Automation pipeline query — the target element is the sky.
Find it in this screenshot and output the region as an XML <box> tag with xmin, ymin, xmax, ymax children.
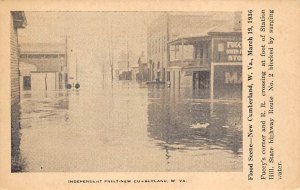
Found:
<box><xmin>18</xmin><ymin>12</ymin><xmax>163</xmax><ymax>82</ymax></box>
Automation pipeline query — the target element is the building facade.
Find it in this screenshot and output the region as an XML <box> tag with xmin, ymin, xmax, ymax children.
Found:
<box><xmin>167</xmin><ymin>12</ymin><xmax>242</xmax><ymax>99</ymax></box>
<box><xmin>11</xmin><ymin>11</ymin><xmax>27</xmax><ymax>172</ymax></box>
<box><xmin>137</xmin><ymin>54</ymin><xmax>149</xmax><ymax>82</ymax></box>
<box><xmin>18</xmin><ymin>43</ymin><xmax>68</xmax><ymax>91</ymax></box>
<box><xmin>11</xmin><ymin>12</ymin><xmax>27</xmax><ymax>106</ymax></box>
<box><xmin>130</xmin><ymin>65</ymin><xmax>139</xmax><ymax>81</ymax></box>
<box><xmin>146</xmin><ymin>12</ymin><xmax>235</xmax><ymax>83</ymax></box>
<box><xmin>147</xmin><ymin>12</ymin><xmax>242</xmax><ymax>99</ymax></box>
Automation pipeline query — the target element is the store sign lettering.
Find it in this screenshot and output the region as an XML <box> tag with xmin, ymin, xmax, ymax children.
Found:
<box><xmin>225</xmin><ymin>41</ymin><xmax>242</xmax><ymax>62</ymax></box>
<box><xmin>225</xmin><ymin>72</ymin><xmax>242</xmax><ymax>84</ymax></box>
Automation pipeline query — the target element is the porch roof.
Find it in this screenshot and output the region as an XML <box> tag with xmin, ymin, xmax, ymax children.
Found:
<box><xmin>167</xmin><ymin>65</ymin><xmax>210</xmax><ymax>71</ymax></box>
<box><xmin>168</xmin><ymin>35</ymin><xmax>211</xmax><ymax>46</ymax></box>
<box><xmin>182</xmin><ymin>65</ymin><xmax>210</xmax><ymax>71</ymax></box>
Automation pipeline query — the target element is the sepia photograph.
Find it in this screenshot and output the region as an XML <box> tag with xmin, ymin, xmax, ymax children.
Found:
<box><xmin>10</xmin><ymin>11</ymin><xmax>243</xmax><ymax>172</ymax></box>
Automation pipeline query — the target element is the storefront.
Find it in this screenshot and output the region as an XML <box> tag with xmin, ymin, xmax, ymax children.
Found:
<box><xmin>209</xmin><ymin>32</ymin><xmax>242</xmax><ymax>99</ymax></box>
<box><xmin>193</xmin><ymin>71</ymin><xmax>210</xmax><ymax>89</ymax></box>
<box><xmin>166</xmin><ymin>31</ymin><xmax>242</xmax><ymax>100</ymax></box>
<box><xmin>167</xmin><ymin>36</ymin><xmax>211</xmax><ymax>90</ymax></box>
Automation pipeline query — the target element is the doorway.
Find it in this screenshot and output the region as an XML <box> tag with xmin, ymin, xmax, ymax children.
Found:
<box><xmin>193</xmin><ymin>71</ymin><xmax>210</xmax><ymax>89</ymax></box>
<box><xmin>23</xmin><ymin>76</ymin><xmax>31</xmax><ymax>90</ymax></box>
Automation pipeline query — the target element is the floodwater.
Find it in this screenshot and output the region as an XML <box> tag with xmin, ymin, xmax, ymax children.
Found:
<box><xmin>18</xmin><ymin>82</ymin><xmax>242</xmax><ymax>172</ymax></box>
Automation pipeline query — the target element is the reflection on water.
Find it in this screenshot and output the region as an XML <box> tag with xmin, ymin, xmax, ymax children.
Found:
<box><xmin>18</xmin><ymin>82</ymin><xmax>242</xmax><ymax>172</ymax></box>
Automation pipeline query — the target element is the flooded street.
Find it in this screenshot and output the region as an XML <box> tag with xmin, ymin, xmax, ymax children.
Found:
<box><xmin>18</xmin><ymin>82</ymin><xmax>242</xmax><ymax>172</ymax></box>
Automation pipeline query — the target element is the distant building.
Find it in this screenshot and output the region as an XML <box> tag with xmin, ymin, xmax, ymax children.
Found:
<box><xmin>137</xmin><ymin>52</ymin><xmax>149</xmax><ymax>82</ymax></box>
<box><xmin>117</xmin><ymin>50</ymin><xmax>136</xmax><ymax>71</ymax></box>
<box><xmin>19</xmin><ymin>43</ymin><xmax>68</xmax><ymax>91</ymax></box>
<box><xmin>147</xmin><ymin>12</ymin><xmax>236</xmax><ymax>83</ymax></box>
<box><xmin>117</xmin><ymin>50</ymin><xmax>137</xmax><ymax>80</ymax></box>
<box><xmin>119</xmin><ymin>71</ymin><xmax>132</xmax><ymax>80</ymax></box>
<box><xmin>131</xmin><ymin>65</ymin><xmax>139</xmax><ymax>81</ymax></box>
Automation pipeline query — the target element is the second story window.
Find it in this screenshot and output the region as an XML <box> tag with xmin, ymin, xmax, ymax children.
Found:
<box><xmin>158</xmin><ymin>38</ymin><xmax>160</xmax><ymax>53</ymax></box>
<box><xmin>152</xmin><ymin>40</ymin><xmax>154</xmax><ymax>55</ymax></box>
<box><xmin>170</xmin><ymin>45</ymin><xmax>180</xmax><ymax>61</ymax></box>
<box><xmin>155</xmin><ymin>39</ymin><xmax>157</xmax><ymax>53</ymax></box>
<box><xmin>195</xmin><ymin>44</ymin><xmax>203</xmax><ymax>59</ymax></box>
<box><xmin>163</xmin><ymin>37</ymin><xmax>166</xmax><ymax>52</ymax></box>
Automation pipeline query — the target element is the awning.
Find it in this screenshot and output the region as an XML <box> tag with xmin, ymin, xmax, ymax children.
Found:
<box><xmin>182</xmin><ymin>65</ymin><xmax>210</xmax><ymax>72</ymax></box>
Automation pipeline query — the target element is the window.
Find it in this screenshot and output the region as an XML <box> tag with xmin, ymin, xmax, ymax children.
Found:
<box><xmin>163</xmin><ymin>37</ymin><xmax>166</xmax><ymax>52</ymax></box>
<box><xmin>23</xmin><ymin>76</ymin><xmax>31</xmax><ymax>90</ymax></box>
<box><xmin>158</xmin><ymin>38</ymin><xmax>160</xmax><ymax>53</ymax></box>
<box><xmin>195</xmin><ymin>44</ymin><xmax>203</xmax><ymax>59</ymax></box>
<box><xmin>167</xmin><ymin>71</ymin><xmax>170</xmax><ymax>81</ymax></box>
<box><xmin>170</xmin><ymin>45</ymin><xmax>180</xmax><ymax>61</ymax></box>
<box><xmin>152</xmin><ymin>40</ymin><xmax>154</xmax><ymax>55</ymax></box>
<box><xmin>175</xmin><ymin>45</ymin><xmax>180</xmax><ymax>58</ymax></box>
<box><xmin>155</xmin><ymin>39</ymin><xmax>157</xmax><ymax>54</ymax></box>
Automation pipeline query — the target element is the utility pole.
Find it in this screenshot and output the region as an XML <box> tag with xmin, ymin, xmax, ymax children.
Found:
<box><xmin>64</xmin><ymin>35</ymin><xmax>68</xmax><ymax>89</ymax></box>
<box><xmin>75</xmin><ymin>55</ymin><xmax>78</xmax><ymax>82</ymax></box>
<box><xmin>65</xmin><ymin>35</ymin><xmax>68</xmax><ymax>68</ymax></box>
<box><xmin>108</xmin><ymin>21</ymin><xmax>114</xmax><ymax>82</ymax></box>
<box><xmin>110</xmin><ymin>22</ymin><xmax>114</xmax><ymax>81</ymax></box>
<box><xmin>126</xmin><ymin>32</ymin><xmax>129</xmax><ymax>73</ymax></box>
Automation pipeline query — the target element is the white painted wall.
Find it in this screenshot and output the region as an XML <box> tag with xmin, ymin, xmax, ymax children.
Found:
<box><xmin>31</xmin><ymin>72</ymin><xmax>56</xmax><ymax>91</ymax></box>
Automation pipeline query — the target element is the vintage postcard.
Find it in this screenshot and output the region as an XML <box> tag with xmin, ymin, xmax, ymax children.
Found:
<box><xmin>0</xmin><ymin>0</ymin><xmax>299</xmax><ymax>190</ymax></box>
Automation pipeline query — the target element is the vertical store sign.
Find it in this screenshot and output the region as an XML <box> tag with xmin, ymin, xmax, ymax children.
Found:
<box><xmin>212</xmin><ymin>37</ymin><xmax>242</xmax><ymax>99</ymax></box>
<box><xmin>213</xmin><ymin>38</ymin><xmax>242</xmax><ymax>62</ymax></box>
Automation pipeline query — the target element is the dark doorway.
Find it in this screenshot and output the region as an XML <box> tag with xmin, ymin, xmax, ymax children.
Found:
<box><xmin>23</xmin><ymin>76</ymin><xmax>31</xmax><ymax>90</ymax></box>
<box><xmin>193</xmin><ymin>71</ymin><xmax>210</xmax><ymax>89</ymax></box>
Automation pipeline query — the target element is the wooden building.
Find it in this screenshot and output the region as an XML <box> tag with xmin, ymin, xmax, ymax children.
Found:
<box><xmin>146</xmin><ymin>12</ymin><xmax>236</xmax><ymax>83</ymax></box>
<box><xmin>10</xmin><ymin>11</ymin><xmax>27</xmax><ymax>172</ymax></box>
<box><xmin>166</xmin><ymin>12</ymin><xmax>242</xmax><ymax>99</ymax></box>
<box><xmin>11</xmin><ymin>12</ymin><xmax>27</xmax><ymax>106</ymax></box>
<box><xmin>18</xmin><ymin>43</ymin><xmax>68</xmax><ymax>91</ymax></box>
